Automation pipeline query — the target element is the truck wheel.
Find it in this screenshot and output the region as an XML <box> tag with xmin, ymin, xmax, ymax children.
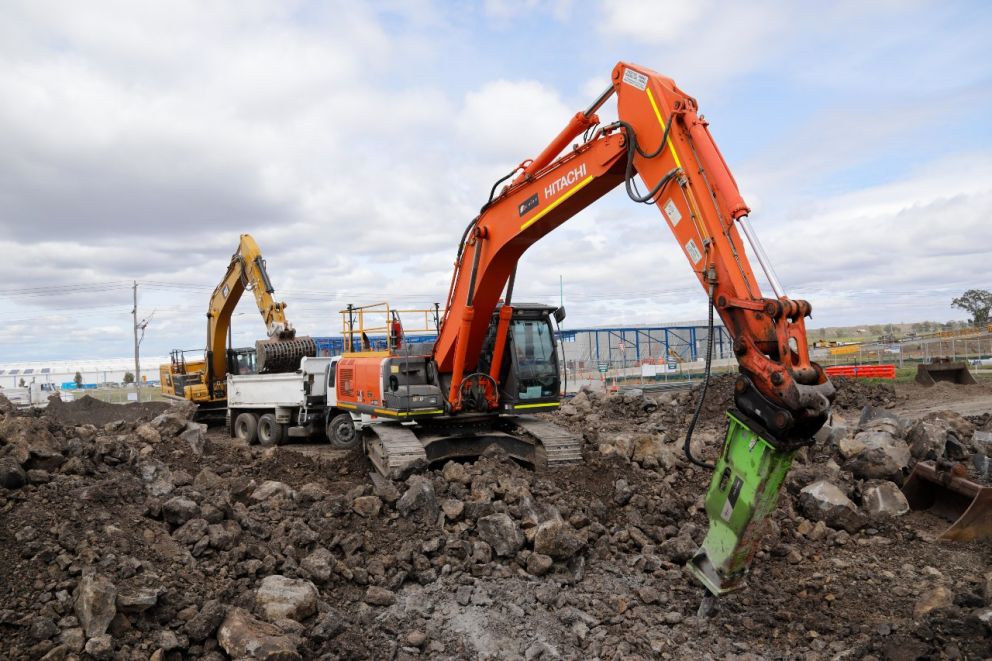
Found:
<box><xmin>326</xmin><ymin>413</ymin><xmax>359</xmax><ymax>449</ymax></box>
<box><xmin>234</xmin><ymin>412</ymin><xmax>258</xmax><ymax>445</ymax></box>
<box><xmin>257</xmin><ymin>414</ymin><xmax>284</xmax><ymax>447</ymax></box>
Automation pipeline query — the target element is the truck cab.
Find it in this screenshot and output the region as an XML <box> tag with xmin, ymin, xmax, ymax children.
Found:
<box><xmin>227</xmin><ymin>355</ymin><xmax>362</xmax><ymax>448</ymax></box>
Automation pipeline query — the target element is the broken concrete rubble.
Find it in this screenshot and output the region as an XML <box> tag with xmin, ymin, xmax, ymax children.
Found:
<box><xmin>0</xmin><ymin>376</ymin><xmax>989</xmax><ymax>659</ymax></box>
<box><xmin>799</xmin><ymin>480</ymin><xmax>867</xmax><ymax>533</ymax></box>
<box><xmin>862</xmin><ymin>480</ymin><xmax>910</xmax><ymax>518</ymax></box>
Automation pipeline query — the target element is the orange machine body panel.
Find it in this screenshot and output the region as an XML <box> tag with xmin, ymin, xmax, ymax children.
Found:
<box><xmin>336</xmin><ymin>356</ymin><xmax>384</xmax><ymax>408</ymax></box>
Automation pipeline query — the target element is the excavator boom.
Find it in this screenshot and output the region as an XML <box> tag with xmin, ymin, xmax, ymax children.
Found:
<box><xmin>437</xmin><ymin>62</ymin><xmax>833</xmax><ymax>442</ymax></box>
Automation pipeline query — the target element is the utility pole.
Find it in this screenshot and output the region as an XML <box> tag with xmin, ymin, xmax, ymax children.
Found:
<box><xmin>132</xmin><ymin>281</ymin><xmax>141</xmax><ymax>401</ymax></box>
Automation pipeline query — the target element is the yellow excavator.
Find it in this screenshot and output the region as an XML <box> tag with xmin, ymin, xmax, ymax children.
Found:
<box><xmin>159</xmin><ymin>234</ymin><xmax>316</xmax><ymax>418</ymax></box>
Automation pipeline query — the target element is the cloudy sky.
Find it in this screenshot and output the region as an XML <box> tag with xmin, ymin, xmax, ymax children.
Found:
<box><xmin>1</xmin><ymin>0</ymin><xmax>990</xmax><ymax>363</ymax></box>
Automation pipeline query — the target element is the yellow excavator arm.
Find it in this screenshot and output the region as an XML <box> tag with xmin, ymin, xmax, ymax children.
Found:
<box><xmin>161</xmin><ymin>234</ymin><xmax>315</xmax><ymax>409</ymax></box>
<box><xmin>205</xmin><ymin>234</ymin><xmax>295</xmax><ymax>384</ymax></box>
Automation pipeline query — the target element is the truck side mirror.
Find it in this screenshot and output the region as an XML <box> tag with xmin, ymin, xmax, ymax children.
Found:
<box><xmin>553</xmin><ymin>306</ymin><xmax>566</xmax><ymax>324</ymax></box>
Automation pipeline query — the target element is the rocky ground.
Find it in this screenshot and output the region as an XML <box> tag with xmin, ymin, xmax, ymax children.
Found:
<box><xmin>0</xmin><ymin>381</ymin><xmax>990</xmax><ymax>660</ymax></box>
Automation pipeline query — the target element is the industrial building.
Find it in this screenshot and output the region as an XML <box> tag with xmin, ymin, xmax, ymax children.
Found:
<box><xmin>0</xmin><ymin>322</ymin><xmax>729</xmax><ymax>391</ymax></box>
<box><xmin>0</xmin><ymin>357</ymin><xmax>168</xmax><ymax>390</ymax></box>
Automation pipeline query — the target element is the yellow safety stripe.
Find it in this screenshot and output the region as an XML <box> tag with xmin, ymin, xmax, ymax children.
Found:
<box><xmin>373</xmin><ymin>407</ymin><xmax>444</xmax><ymax>417</ymax></box>
<box><xmin>513</xmin><ymin>402</ymin><xmax>560</xmax><ymax>410</ymax></box>
<box><xmin>336</xmin><ymin>402</ymin><xmax>357</xmax><ymax>409</ymax></box>
<box><xmin>646</xmin><ymin>88</ymin><xmax>682</xmax><ymax>169</ymax></box>
<box><xmin>520</xmin><ymin>175</ymin><xmax>594</xmax><ymax>230</ymax></box>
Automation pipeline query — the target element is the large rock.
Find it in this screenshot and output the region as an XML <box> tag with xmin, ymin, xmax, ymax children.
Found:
<box><xmin>842</xmin><ymin>431</ymin><xmax>910</xmax><ymax>481</ymax></box>
<box><xmin>973</xmin><ymin>430</ymin><xmax>992</xmax><ymax>455</ymax></box>
<box><xmin>207</xmin><ymin>520</ymin><xmax>242</xmax><ymax>550</ymax></box>
<box><xmin>84</xmin><ymin>634</ymin><xmax>114</xmax><ymax>660</ymax></box>
<box><xmin>217</xmin><ymin>607</ymin><xmax>301</xmax><ymax>660</ymax></box>
<box><xmin>0</xmin><ymin>416</ymin><xmax>64</xmax><ymax>468</ymax></box>
<box><xmin>907</xmin><ymin>421</ymin><xmax>948</xmax><ymax>460</ymax></box>
<box><xmin>914</xmin><ymin>585</ymin><xmax>954</xmax><ymax>620</ymax></box>
<box><xmin>397</xmin><ymin>475</ymin><xmax>439</xmax><ymax>520</ymax></box>
<box><xmin>368</xmin><ymin>472</ymin><xmax>401</xmax><ymax>503</ymax></box>
<box><xmin>363</xmin><ymin>586</ymin><xmax>396</xmax><ymax>606</ymax></box>
<box><xmin>631</xmin><ymin>434</ymin><xmax>682</xmax><ymax>470</ymax></box>
<box><xmin>352</xmin><ymin>495</ymin><xmax>382</xmax><ymax>518</ymax></box>
<box><xmin>300</xmin><ymin>548</ymin><xmax>334</xmax><ymax>583</ymax></box>
<box><xmin>600</xmin><ymin>433</ymin><xmax>636</xmax><ymax>460</ymax></box>
<box><xmin>75</xmin><ymin>575</ymin><xmax>117</xmax><ymax>637</ymax></box>
<box><xmin>150</xmin><ymin>412</ymin><xmax>188</xmax><ymax>437</ymax></box>
<box><xmin>138</xmin><ymin>460</ymin><xmax>175</xmax><ymax>497</ymax></box>
<box><xmin>476</xmin><ymin>513</ymin><xmax>524</xmax><ymax>557</ymax></box>
<box><xmin>440</xmin><ymin>461</ymin><xmax>471</xmax><ymax>485</ymax></box>
<box><xmin>255</xmin><ymin>575</ymin><xmax>318</xmax><ymax>622</ymax></box>
<box><xmin>862</xmin><ymin>481</ymin><xmax>910</xmax><ymax>518</ymax></box>
<box><xmin>533</xmin><ymin>518</ymin><xmax>584</xmax><ymax>560</ymax></box>
<box><xmin>162</xmin><ymin>496</ymin><xmax>200</xmax><ymax>525</ymax></box>
<box><xmin>180</xmin><ymin>426</ymin><xmax>207</xmax><ymax>456</ymax></box>
<box><xmin>527</xmin><ymin>553</ymin><xmax>554</xmax><ymax>576</ymax></box>
<box><xmin>658</xmin><ymin>534</ymin><xmax>697</xmax><ymax>563</ymax></box>
<box><xmin>184</xmin><ymin>600</ymin><xmax>227</xmax><ymax>641</ymax></box>
<box><xmin>115</xmin><ymin>586</ymin><xmax>161</xmax><ymax>613</ymax></box>
<box><xmin>921</xmin><ymin>410</ymin><xmax>975</xmax><ymax>446</ymax></box>
<box><xmin>135</xmin><ymin>423</ymin><xmax>161</xmax><ymax>444</ymax></box>
<box><xmin>0</xmin><ymin>458</ymin><xmax>27</xmax><ymax>489</ymax></box>
<box><xmin>798</xmin><ymin>480</ymin><xmax>867</xmax><ymax>533</ymax></box>
<box><xmin>250</xmin><ymin>481</ymin><xmax>297</xmax><ymax>502</ymax></box>
<box><xmin>172</xmin><ymin>518</ymin><xmax>209</xmax><ymax>545</ymax></box>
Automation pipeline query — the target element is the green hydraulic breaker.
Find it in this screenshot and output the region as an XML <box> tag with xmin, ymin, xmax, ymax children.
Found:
<box><xmin>688</xmin><ymin>410</ymin><xmax>798</xmax><ymax>596</ymax></box>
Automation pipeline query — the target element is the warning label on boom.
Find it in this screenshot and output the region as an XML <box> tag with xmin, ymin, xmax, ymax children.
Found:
<box><xmin>622</xmin><ymin>68</ymin><xmax>648</xmax><ymax>91</ymax></box>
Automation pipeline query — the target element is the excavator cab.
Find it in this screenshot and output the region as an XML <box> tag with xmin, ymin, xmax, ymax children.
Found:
<box><xmin>478</xmin><ymin>303</ymin><xmax>562</xmax><ymax>411</ymax></box>
<box><xmin>227</xmin><ymin>347</ymin><xmax>257</xmax><ymax>376</ymax></box>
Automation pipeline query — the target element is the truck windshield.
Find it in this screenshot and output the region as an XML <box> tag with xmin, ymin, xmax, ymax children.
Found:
<box><xmin>511</xmin><ymin>318</ymin><xmax>557</xmax><ymax>400</ymax></box>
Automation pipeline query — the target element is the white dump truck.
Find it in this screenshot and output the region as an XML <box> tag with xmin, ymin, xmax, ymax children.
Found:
<box><xmin>226</xmin><ymin>356</ymin><xmax>360</xmax><ymax>448</ymax></box>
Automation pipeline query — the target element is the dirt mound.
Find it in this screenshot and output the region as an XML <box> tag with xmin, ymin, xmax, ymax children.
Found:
<box><xmin>43</xmin><ymin>394</ymin><xmax>170</xmax><ymax>427</ymax></box>
<box><xmin>830</xmin><ymin>376</ymin><xmax>899</xmax><ymax>410</ymax></box>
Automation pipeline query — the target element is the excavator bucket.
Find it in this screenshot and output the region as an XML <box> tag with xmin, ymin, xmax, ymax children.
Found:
<box><xmin>915</xmin><ymin>358</ymin><xmax>977</xmax><ymax>386</ymax></box>
<box><xmin>256</xmin><ymin>336</ymin><xmax>317</xmax><ymax>373</ymax></box>
<box><xmin>901</xmin><ymin>461</ymin><xmax>992</xmax><ymax>541</ymax></box>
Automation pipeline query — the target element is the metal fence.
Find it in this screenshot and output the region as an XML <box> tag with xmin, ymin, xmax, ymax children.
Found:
<box><xmin>814</xmin><ymin>332</ymin><xmax>992</xmax><ymax>370</ymax></box>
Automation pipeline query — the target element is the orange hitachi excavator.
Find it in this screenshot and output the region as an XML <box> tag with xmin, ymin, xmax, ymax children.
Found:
<box><xmin>338</xmin><ymin>62</ymin><xmax>836</xmax><ymax>593</ymax></box>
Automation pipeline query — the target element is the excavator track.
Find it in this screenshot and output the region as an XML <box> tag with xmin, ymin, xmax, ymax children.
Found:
<box><xmin>511</xmin><ymin>415</ymin><xmax>583</xmax><ymax>468</ymax></box>
<box><xmin>367</xmin><ymin>424</ymin><xmax>428</xmax><ymax>479</ymax></box>
<box><xmin>365</xmin><ymin>415</ymin><xmax>583</xmax><ymax>479</ymax></box>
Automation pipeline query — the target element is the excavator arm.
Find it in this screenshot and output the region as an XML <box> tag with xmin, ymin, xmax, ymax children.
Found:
<box><xmin>436</xmin><ymin>61</ymin><xmax>834</xmax><ymax>443</ymax></box>
<box><xmin>205</xmin><ymin>234</ymin><xmax>303</xmax><ymax>391</ymax></box>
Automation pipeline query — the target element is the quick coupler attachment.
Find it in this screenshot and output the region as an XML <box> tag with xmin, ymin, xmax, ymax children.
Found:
<box><xmin>688</xmin><ymin>410</ymin><xmax>797</xmax><ymax>596</ymax></box>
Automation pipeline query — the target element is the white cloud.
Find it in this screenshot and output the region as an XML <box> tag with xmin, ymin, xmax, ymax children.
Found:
<box><xmin>455</xmin><ymin>80</ymin><xmax>573</xmax><ymax>164</ymax></box>
<box><xmin>599</xmin><ymin>0</ymin><xmax>709</xmax><ymax>45</ymax></box>
<box><xmin>0</xmin><ymin>1</ymin><xmax>989</xmax><ymax>361</ymax></box>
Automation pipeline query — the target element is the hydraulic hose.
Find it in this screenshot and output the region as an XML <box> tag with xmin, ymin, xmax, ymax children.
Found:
<box><xmin>683</xmin><ymin>285</ymin><xmax>717</xmax><ymax>470</ymax></box>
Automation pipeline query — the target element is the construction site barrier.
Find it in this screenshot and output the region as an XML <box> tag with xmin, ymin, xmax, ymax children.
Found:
<box><xmin>824</xmin><ymin>364</ymin><xmax>897</xmax><ymax>380</ymax></box>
